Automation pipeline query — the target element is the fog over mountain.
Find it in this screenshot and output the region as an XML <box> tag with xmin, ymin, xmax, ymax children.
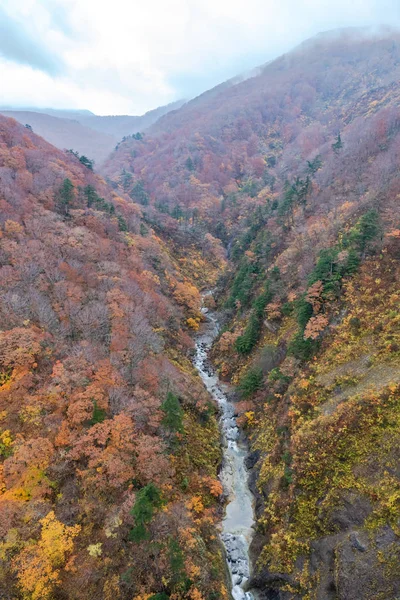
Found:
<box><xmin>0</xmin><ymin>100</ymin><xmax>185</xmax><ymax>164</ymax></box>
<box><xmin>1</xmin><ymin>1</ymin><xmax>400</xmax><ymax>114</ymax></box>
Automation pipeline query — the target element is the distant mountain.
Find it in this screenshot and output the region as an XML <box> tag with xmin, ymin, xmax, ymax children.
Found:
<box><xmin>78</xmin><ymin>100</ymin><xmax>187</xmax><ymax>138</ymax></box>
<box><xmin>0</xmin><ymin>110</ymin><xmax>116</xmax><ymax>165</ymax></box>
<box><xmin>0</xmin><ymin>107</ymin><xmax>96</xmax><ymax>119</ymax></box>
<box><xmin>0</xmin><ymin>100</ymin><xmax>186</xmax><ymax>166</ymax></box>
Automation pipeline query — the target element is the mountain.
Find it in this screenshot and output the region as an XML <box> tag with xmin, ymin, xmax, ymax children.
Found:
<box><xmin>102</xmin><ymin>28</ymin><xmax>400</xmax><ymax>600</ymax></box>
<box><xmin>0</xmin><ymin>101</ymin><xmax>186</xmax><ymax>167</ymax></box>
<box><xmin>0</xmin><ymin>107</ymin><xmax>96</xmax><ymax>119</ymax></box>
<box><xmin>77</xmin><ymin>100</ymin><xmax>187</xmax><ymax>138</ymax></box>
<box><xmin>0</xmin><ymin>115</ymin><xmax>228</xmax><ymax>600</ymax></box>
<box><xmin>0</xmin><ymin>110</ymin><xmax>116</xmax><ymax>165</ymax></box>
<box><xmin>1</xmin><ymin>26</ymin><xmax>400</xmax><ymax>600</ymax></box>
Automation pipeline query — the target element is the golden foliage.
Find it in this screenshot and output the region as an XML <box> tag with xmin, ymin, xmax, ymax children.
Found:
<box><xmin>13</xmin><ymin>511</ymin><xmax>80</xmax><ymax>600</ymax></box>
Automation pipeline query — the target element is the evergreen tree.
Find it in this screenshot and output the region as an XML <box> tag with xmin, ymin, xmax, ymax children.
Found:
<box><xmin>347</xmin><ymin>209</ymin><xmax>381</xmax><ymax>253</ymax></box>
<box><xmin>332</xmin><ymin>132</ymin><xmax>343</xmax><ymax>154</ymax></box>
<box><xmin>83</xmin><ymin>184</ymin><xmax>98</xmax><ymax>207</ymax></box>
<box><xmin>55</xmin><ymin>178</ymin><xmax>74</xmax><ymax>217</ymax></box>
<box><xmin>129</xmin><ymin>483</ymin><xmax>163</xmax><ymax>543</ymax></box>
<box><xmin>307</xmin><ymin>155</ymin><xmax>322</xmax><ymax>175</ymax></box>
<box><xmin>117</xmin><ymin>215</ymin><xmax>128</xmax><ymax>231</ymax></box>
<box><xmin>238</xmin><ymin>367</ymin><xmax>263</xmax><ymax>397</ymax></box>
<box><xmin>168</xmin><ymin>538</ymin><xmax>186</xmax><ymax>589</ymax></box>
<box><xmin>90</xmin><ymin>400</ymin><xmax>106</xmax><ymax>425</ymax></box>
<box><xmin>161</xmin><ymin>392</ymin><xmax>184</xmax><ymax>434</ymax></box>
<box><xmin>120</xmin><ymin>169</ymin><xmax>133</xmax><ymax>191</ymax></box>
<box><xmin>130</xmin><ymin>180</ymin><xmax>149</xmax><ymax>205</ymax></box>
<box><xmin>79</xmin><ymin>155</ymin><xmax>94</xmax><ymax>170</ymax></box>
<box><xmin>171</xmin><ymin>204</ymin><xmax>184</xmax><ymax>220</ymax></box>
<box><xmin>185</xmin><ymin>156</ymin><xmax>195</xmax><ymax>171</ymax></box>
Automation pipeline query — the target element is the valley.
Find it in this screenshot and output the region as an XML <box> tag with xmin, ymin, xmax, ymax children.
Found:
<box><xmin>0</xmin><ymin>26</ymin><xmax>399</xmax><ymax>600</ymax></box>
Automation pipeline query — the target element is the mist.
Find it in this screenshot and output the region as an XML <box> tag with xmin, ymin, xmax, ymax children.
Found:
<box><xmin>1</xmin><ymin>0</ymin><xmax>400</xmax><ymax>115</ymax></box>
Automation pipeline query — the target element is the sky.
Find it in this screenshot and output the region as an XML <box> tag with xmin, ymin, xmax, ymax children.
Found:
<box><xmin>0</xmin><ymin>0</ymin><xmax>400</xmax><ymax>116</ymax></box>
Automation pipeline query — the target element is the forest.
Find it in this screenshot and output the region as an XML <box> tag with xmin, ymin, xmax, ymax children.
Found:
<box><xmin>1</xmin><ymin>28</ymin><xmax>399</xmax><ymax>600</ymax></box>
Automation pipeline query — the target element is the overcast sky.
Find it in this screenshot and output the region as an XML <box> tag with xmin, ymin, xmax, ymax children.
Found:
<box><xmin>0</xmin><ymin>0</ymin><xmax>400</xmax><ymax>116</ymax></box>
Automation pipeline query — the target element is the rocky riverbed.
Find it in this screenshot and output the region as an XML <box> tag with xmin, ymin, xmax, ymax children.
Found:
<box><xmin>193</xmin><ymin>302</ymin><xmax>255</xmax><ymax>600</ymax></box>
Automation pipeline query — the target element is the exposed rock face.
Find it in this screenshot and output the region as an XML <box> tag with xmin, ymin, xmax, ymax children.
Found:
<box><xmin>335</xmin><ymin>526</ymin><xmax>399</xmax><ymax>600</ymax></box>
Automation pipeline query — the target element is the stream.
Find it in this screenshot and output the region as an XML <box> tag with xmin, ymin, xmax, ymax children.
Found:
<box><xmin>193</xmin><ymin>300</ymin><xmax>255</xmax><ymax>600</ymax></box>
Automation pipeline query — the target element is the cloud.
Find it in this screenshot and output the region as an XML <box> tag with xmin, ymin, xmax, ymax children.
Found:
<box><xmin>0</xmin><ymin>5</ymin><xmax>63</xmax><ymax>74</ymax></box>
<box><xmin>0</xmin><ymin>0</ymin><xmax>400</xmax><ymax>114</ymax></box>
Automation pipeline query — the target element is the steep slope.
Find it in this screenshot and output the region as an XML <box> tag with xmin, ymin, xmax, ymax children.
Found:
<box><xmin>102</xmin><ymin>29</ymin><xmax>400</xmax><ymax>600</ymax></box>
<box><xmin>0</xmin><ymin>116</ymin><xmax>229</xmax><ymax>600</ymax></box>
<box><xmin>102</xmin><ymin>28</ymin><xmax>400</xmax><ymax>226</ymax></box>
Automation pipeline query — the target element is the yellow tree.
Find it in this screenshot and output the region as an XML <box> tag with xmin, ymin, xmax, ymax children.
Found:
<box><xmin>13</xmin><ymin>511</ymin><xmax>80</xmax><ymax>600</ymax></box>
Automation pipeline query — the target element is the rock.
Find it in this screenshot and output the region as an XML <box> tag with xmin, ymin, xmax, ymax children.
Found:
<box><xmin>245</xmin><ymin>450</ymin><xmax>260</xmax><ymax>469</ymax></box>
<box><xmin>350</xmin><ymin>532</ymin><xmax>366</xmax><ymax>552</ymax></box>
<box><xmin>375</xmin><ymin>524</ymin><xmax>397</xmax><ymax>548</ymax></box>
<box><xmin>325</xmin><ymin>491</ymin><xmax>372</xmax><ymax>530</ymax></box>
<box><xmin>334</xmin><ymin>526</ymin><xmax>399</xmax><ymax>600</ymax></box>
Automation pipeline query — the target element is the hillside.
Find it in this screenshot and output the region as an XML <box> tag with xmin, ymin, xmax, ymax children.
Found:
<box><xmin>102</xmin><ymin>29</ymin><xmax>400</xmax><ymax>600</ymax></box>
<box><xmin>0</xmin><ymin>115</ymin><xmax>229</xmax><ymax>600</ymax></box>
<box><xmin>0</xmin><ymin>102</ymin><xmax>186</xmax><ymax>168</ymax></box>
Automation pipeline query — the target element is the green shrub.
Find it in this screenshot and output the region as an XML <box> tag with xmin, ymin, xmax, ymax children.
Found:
<box><xmin>90</xmin><ymin>400</ymin><xmax>106</xmax><ymax>425</ymax></box>
<box><xmin>288</xmin><ymin>332</ymin><xmax>318</xmax><ymax>361</ymax></box>
<box><xmin>238</xmin><ymin>367</ymin><xmax>263</xmax><ymax>397</ymax></box>
<box><xmin>268</xmin><ymin>367</ymin><xmax>291</xmax><ymax>384</ymax></box>
<box><xmin>281</xmin><ymin>301</ymin><xmax>294</xmax><ymax>316</ymax></box>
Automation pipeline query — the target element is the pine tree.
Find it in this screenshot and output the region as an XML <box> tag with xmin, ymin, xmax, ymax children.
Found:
<box><xmin>129</xmin><ymin>483</ymin><xmax>163</xmax><ymax>543</ymax></box>
<box><xmin>55</xmin><ymin>178</ymin><xmax>74</xmax><ymax>217</ymax></box>
<box><xmin>161</xmin><ymin>392</ymin><xmax>184</xmax><ymax>434</ymax></box>
<box><xmin>332</xmin><ymin>132</ymin><xmax>343</xmax><ymax>154</ymax></box>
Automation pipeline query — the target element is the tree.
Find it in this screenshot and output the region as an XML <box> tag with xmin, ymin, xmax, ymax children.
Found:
<box><xmin>167</xmin><ymin>537</ymin><xmax>188</xmax><ymax>591</ymax></box>
<box><xmin>83</xmin><ymin>184</ymin><xmax>98</xmax><ymax>207</ymax></box>
<box><xmin>130</xmin><ymin>180</ymin><xmax>149</xmax><ymax>205</ymax></box>
<box><xmin>79</xmin><ymin>155</ymin><xmax>94</xmax><ymax>170</ymax></box>
<box><xmin>185</xmin><ymin>156</ymin><xmax>195</xmax><ymax>171</ymax></box>
<box><xmin>332</xmin><ymin>132</ymin><xmax>343</xmax><ymax>154</ymax></box>
<box><xmin>12</xmin><ymin>512</ymin><xmax>80</xmax><ymax>600</ymax></box>
<box><xmin>129</xmin><ymin>483</ymin><xmax>163</xmax><ymax>542</ymax></box>
<box><xmin>347</xmin><ymin>209</ymin><xmax>381</xmax><ymax>253</ymax></box>
<box><xmin>161</xmin><ymin>392</ymin><xmax>184</xmax><ymax>434</ymax></box>
<box><xmin>305</xmin><ymin>280</ymin><xmax>324</xmax><ymax>313</ymax></box>
<box><xmin>238</xmin><ymin>367</ymin><xmax>263</xmax><ymax>397</ymax></box>
<box><xmin>91</xmin><ymin>400</ymin><xmax>106</xmax><ymax>424</ymax></box>
<box><xmin>55</xmin><ymin>178</ymin><xmax>74</xmax><ymax>217</ymax></box>
<box><xmin>307</xmin><ymin>155</ymin><xmax>322</xmax><ymax>175</ymax></box>
<box><xmin>120</xmin><ymin>168</ymin><xmax>133</xmax><ymax>191</ymax></box>
<box><xmin>303</xmin><ymin>314</ymin><xmax>329</xmax><ymax>340</ymax></box>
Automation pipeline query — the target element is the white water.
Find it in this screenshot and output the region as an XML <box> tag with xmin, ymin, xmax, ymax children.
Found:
<box><xmin>193</xmin><ymin>303</ymin><xmax>255</xmax><ymax>600</ymax></box>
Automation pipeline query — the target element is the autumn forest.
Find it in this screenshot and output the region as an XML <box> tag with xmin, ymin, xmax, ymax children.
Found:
<box><xmin>0</xmin><ymin>27</ymin><xmax>400</xmax><ymax>600</ymax></box>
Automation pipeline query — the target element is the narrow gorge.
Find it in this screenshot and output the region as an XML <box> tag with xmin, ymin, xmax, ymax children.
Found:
<box><xmin>194</xmin><ymin>296</ymin><xmax>256</xmax><ymax>600</ymax></box>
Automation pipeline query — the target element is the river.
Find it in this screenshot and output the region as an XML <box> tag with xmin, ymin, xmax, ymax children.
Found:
<box><xmin>193</xmin><ymin>300</ymin><xmax>255</xmax><ymax>600</ymax></box>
